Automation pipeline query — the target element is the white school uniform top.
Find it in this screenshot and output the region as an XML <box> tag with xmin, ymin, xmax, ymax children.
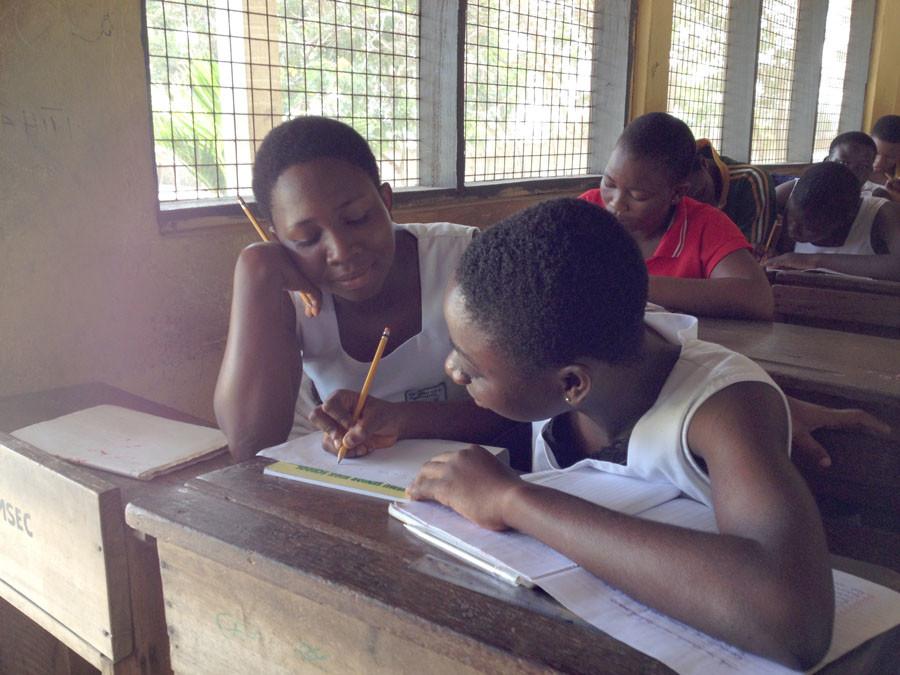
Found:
<box><xmin>861</xmin><ymin>180</ymin><xmax>885</xmax><ymax>198</ymax></box>
<box><xmin>531</xmin><ymin>312</ymin><xmax>790</xmax><ymax>507</ymax></box>
<box><xmin>288</xmin><ymin>222</ymin><xmax>476</xmax><ymax>436</ymax></box>
<box><xmin>794</xmin><ymin>196</ymin><xmax>886</xmax><ymax>256</ymax></box>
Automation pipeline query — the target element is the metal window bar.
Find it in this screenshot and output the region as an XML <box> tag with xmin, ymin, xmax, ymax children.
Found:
<box><xmin>462</xmin><ymin>0</ymin><xmax>597</xmax><ymax>183</ymax></box>
<box><xmin>812</xmin><ymin>0</ymin><xmax>852</xmax><ymax>161</ymax></box>
<box><xmin>666</xmin><ymin>0</ymin><xmax>731</xmax><ymax>148</ymax></box>
<box><xmin>751</xmin><ymin>0</ymin><xmax>799</xmax><ymax>164</ymax></box>
<box><xmin>146</xmin><ymin>0</ymin><xmax>420</xmax><ymax>204</ymax></box>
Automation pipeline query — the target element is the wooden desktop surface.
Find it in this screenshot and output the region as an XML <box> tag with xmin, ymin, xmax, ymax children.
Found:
<box><xmin>0</xmin><ymin>383</ymin><xmax>231</xmax><ymax>675</ymax></box>
<box><xmin>769</xmin><ymin>271</ymin><xmax>900</xmax><ymax>337</ymax></box>
<box><xmin>696</xmin><ymin>318</ymin><xmax>900</xmax><ymax>409</ymax></box>
<box><xmin>126</xmin><ymin>458</ymin><xmax>900</xmax><ymax>675</ymax></box>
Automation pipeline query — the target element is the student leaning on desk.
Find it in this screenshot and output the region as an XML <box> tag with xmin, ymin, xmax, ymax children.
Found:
<box><xmin>767</xmin><ymin>162</ymin><xmax>900</xmax><ymax>282</ymax></box>
<box><xmin>214</xmin><ymin>116</ymin><xmax>514</xmax><ymax>461</ymax></box>
<box><xmin>578</xmin><ymin>112</ymin><xmax>774</xmax><ymax>321</ymax></box>
<box><xmin>405</xmin><ymin>198</ymin><xmax>833</xmax><ymax>669</ymax></box>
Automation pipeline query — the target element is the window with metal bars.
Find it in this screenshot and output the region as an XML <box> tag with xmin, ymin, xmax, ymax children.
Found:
<box><xmin>812</xmin><ymin>0</ymin><xmax>852</xmax><ymax>161</ymax></box>
<box><xmin>750</xmin><ymin>0</ymin><xmax>798</xmax><ymax>164</ymax></box>
<box><xmin>146</xmin><ymin>0</ymin><xmax>420</xmax><ymax>204</ymax></box>
<box><xmin>666</xmin><ymin>0</ymin><xmax>730</xmax><ymax>148</ymax></box>
<box><xmin>462</xmin><ymin>0</ymin><xmax>597</xmax><ymax>183</ymax></box>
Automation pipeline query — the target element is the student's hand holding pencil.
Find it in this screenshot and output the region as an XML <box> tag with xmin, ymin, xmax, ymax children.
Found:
<box><xmin>309</xmin><ymin>390</ymin><xmax>401</xmax><ymax>458</ymax></box>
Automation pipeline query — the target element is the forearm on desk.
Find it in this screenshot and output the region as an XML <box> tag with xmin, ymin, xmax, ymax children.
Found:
<box><xmin>797</xmin><ymin>253</ymin><xmax>900</xmax><ymax>282</ymax></box>
<box><xmin>648</xmin><ymin>276</ymin><xmax>774</xmax><ymax>320</ymax></box>
<box><xmin>500</xmin><ymin>482</ymin><xmax>829</xmax><ymax>669</ymax></box>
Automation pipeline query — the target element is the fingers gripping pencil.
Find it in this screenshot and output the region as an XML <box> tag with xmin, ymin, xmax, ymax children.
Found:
<box><xmin>337</xmin><ymin>327</ymin><xmax>391</xmax><ymax>463</ymax></box>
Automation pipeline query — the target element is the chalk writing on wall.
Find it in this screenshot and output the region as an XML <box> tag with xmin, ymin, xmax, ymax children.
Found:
<box><xmin>0</xmin><ymin>105</ymin><xmax>73</xmax><ymax>145</ymax></box>
<box><xmin>0</xmin><ymin>2</ymin><xmax>113</xmax><ymax>50</ymax></box>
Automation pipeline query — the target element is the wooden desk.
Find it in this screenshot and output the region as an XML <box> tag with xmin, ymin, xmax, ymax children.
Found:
<box><xmin>126</xmin><ymin>459</ymin><xmax>899</xmax><ymax>674</ymax></box>
<box><xmin>0</xmin><ymin>383</ymin><xmax>231</xmax><ymax>675</ymax></box>
<box><xmin>770</xmin><ymin>271</ymin><xmax>900</xmax><ymax>337</ymax></box>
<box><xmin>697</xmin><ymin>319</ymin><xmax>900</xmax><ymax>529</ymax></box>
<box><xmin>697</xmin><ymin>319</ymin><xmax>900</xmax><ymax>410</ymax></box>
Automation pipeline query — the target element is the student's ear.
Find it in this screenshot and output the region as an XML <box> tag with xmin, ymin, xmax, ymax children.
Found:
<box><xmin>379</xmin><ymin>182</ymin><xmax>394</xmax><ymax>212</ymax></box>
<box><xmin>559</xmin><ymin>365</ymin><xmax>591</xmax><ymax>407</ymax></box>
<box><xmin>671</xmin><ymin>179</ymin><xmax>691</xmax><ymax>205</ymax></box>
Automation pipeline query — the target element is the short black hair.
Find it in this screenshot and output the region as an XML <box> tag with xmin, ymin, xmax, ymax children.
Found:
<box><xmin>790</xmin><ymin>162</ymin><xmax>859</xmax><ymax>220</ymax></box>
<box><xmin>872</xmin><ymin>114</ymin><xmax>900</xmax><ymax>143</ymax></box>
<box><xmin>617</xmin><ymin>112</ymin><xmax>696</xmax><ymax>183</ymax></box>
<box><xmin>252</xmin><ymin>116</ymin><xmax>380</xmax><ymax>218</ymax></box>
<box><xmin>829</xmin><ymin>131</ymin><xmax>876</xmax><ymax>155</ymax></box>
<box><xmin>455</xmin><ymin>198</ymin><xmax>648</xmax><ymax>370</ymax></box>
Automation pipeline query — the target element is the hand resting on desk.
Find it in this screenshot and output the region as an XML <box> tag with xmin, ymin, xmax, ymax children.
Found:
<box><xmin>787</xmin><ymin>397</ymin><xmax>891</xmax><ymax>469</ymax></box>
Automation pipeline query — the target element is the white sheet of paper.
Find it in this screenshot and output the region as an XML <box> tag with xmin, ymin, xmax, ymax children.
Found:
<box><xmin>12</xmin><ymin>404</ymin><xmax>226</xmax><ymax>479</ymax></box>
<box><xmin>526</xmin><ymin>465</ymin><xmax>682</xmax><ymax>515</ymax></box>
<box><xmin>261</xmin><ymin>433</ymin><xmax>506</xmax><ymax>492</ymax></box>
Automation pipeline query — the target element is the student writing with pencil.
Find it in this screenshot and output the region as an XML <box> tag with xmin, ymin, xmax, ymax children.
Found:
<box><xmin>409</xmin><ymin>199</ymin><xmax>834</xmax><ymax>669</ymax></box>
<box><xmin>214</xmin><ymin>116</ymin><xmax>514</xmax><ymax>460</ymax></box>
<box><xmin>580</xmin><ymin>113</ymin><xmax>774</xmax><ymax>320</ymax></box>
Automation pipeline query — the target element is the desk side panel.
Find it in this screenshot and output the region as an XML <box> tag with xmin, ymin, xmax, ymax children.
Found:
<box><xmin>0</xmin><ymin>436</ymin><xmax>132</xmax><ymax>660</ymax></box>
<box><xmin>157</xmin><ymin>542</ymin><xmax>539</xmax><ymax>675</ymax></box>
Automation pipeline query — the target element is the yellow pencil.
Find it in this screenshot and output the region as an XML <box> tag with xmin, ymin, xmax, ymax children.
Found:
<box><xmin>761</xmin><ymin>217</ymin><xmax>782</xmax><ymax>260</ymax></box>
<box><xmin>337</xmin><ymin>327</ymin><xmax>391</xmax><ymax>463</ymax></box>
<box><xmin>237</xmin><ymin>196</ymin><xmax>317</xmax><ymax>317</ymax></box>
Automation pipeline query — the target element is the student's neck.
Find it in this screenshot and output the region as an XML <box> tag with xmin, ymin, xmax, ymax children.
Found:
<box><xmin>575</xmin><ymin>327</ymin><xmax>680</xmax><ymax>449</ymax></box>
<box><xmin>629</xmin><ymin>206</ymin><xmax>677</xmax><ymax>258</ymax></box>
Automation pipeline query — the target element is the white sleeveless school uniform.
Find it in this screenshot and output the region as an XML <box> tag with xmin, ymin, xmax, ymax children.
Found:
<box><xmin>531</xmin><ymin>312</ymin><xmax>790</xmax><ymax>507</ymax></box>
<box><xmin>794</xmin><ymin>196</ymin><xmax>887</xmax><ymax>256</ymax></box>
<box><xmin>288</xmin><ymin>222</ymin><xmax>476</xmax><ymax>437</ymax></box>
<box><xmin>861</xmin><ymin>180</ymin><xmax>885</xmax><ymax>198</ymax></box>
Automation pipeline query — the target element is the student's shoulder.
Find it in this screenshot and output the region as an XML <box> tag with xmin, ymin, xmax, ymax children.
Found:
<box><xmin>872</xmin><ymin>199</ymin><xmax>900</xmax><ymax>249</ymax></box>
<box><xmin>578</xmin><ymin>188</ymin><xmax>604</xmax><ymax>206</ymax></box>
<box><xmin>397</xmin><ymin>221</ymin><xmax>478</xmax><ymax>241</ymax></box>
<box><xmin>681</xmin><ymin>197</ymin><xmax>745</xmax><ymax>236</ymax></box>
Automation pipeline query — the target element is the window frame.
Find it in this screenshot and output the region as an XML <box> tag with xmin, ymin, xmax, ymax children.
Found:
<box><xmin>145</xmin><ymin>0</ymin><xmax>631</xmax><ymax>232</ymax></box>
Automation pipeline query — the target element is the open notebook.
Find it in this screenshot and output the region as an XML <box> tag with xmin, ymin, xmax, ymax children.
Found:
<box><xmin>262</xmin><ymin>433</ymin><xmax>508</xmax><ymax>501</ymax></box>
<box><xmin>391</xmin><ymin>465</ymin><xmax>900</xmax><ymax>675</ymax></box>
<box><xmin>12</xmin><ymin>404</ymin><xmax>227</xmax><ymax>479</ymax></box>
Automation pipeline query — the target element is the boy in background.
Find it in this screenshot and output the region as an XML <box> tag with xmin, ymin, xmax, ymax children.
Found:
<box><xmin>768</xmin><ymin>162</ymin><xmax>900</xmax><ymax>281</ymax></box>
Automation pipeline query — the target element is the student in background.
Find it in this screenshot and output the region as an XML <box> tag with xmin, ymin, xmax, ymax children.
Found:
<box><xmin>581</xmin><ymin>113</ymin><xmax>773</xmax><ymax>320</ymax></box>
<box><xmin>768</xmin><ymin>162</ymin><xmax>900</xmax><ymax>281</ymax></box>
<box><xmin>214</xmin><ymin>116</ymin><xmax>513</xmax><ymax>460</ymax></box>
<box><xmin>775</xmin><ymin>132</ymin><xmax>890</xmax><ymax>212</ymax></box>
<box><xmin>687</xmin><ymin>138</ymin><xmax>777</xmax><ymax>246</ymax></box>
<box><xmin>870</xmin><ymin>114</ymin><xmax>900</xmax><ymax>198</ymax></box>
<box><xmin>411</xmin><ymin>199</ymin><xmax>833</xmax><ymax>669</ymax></box>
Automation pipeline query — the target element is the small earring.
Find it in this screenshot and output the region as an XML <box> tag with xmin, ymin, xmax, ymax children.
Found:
<box><xmin>564</xmin><ymin>394</ymin><xmax>572</xmax><ymax>405</ymax></box>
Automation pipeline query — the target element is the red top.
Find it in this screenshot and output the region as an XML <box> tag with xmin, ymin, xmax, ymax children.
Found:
<box><xmin>579</xmin><ymin>189</ymin><xmax>751</xmax><ymax>279</ymax></box>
